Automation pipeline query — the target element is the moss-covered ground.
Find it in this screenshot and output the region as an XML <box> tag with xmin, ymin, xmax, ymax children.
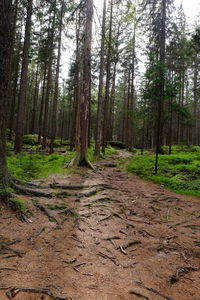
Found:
<box><xmin>127</xmin><ymin>144</ymin><xmax>200</xmax><ymax>197</ymax></box>
<box><xmin>7</xmin><ymin>136</ymin><xmax>118</xmax><ymax>181</ymax></box>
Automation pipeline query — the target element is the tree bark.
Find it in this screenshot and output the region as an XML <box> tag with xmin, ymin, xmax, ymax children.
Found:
<box><xmin>42</xmin><ymin>7</ymin><xmax>56</xmax><ymax>149</ymax></box>
<box><xmin>0</xmin><ymin>0</ymin><xmax>12</xmax><ymax>196</ymax></box>
<box><xmin>14</xmin><ymin>0</ymin><xmax>33</xmax><ymax>153</ymax></box>
<box><xmin>49</xmin><ymin>1</ymin><xmax>65</xmax><ymax>153</ymax></box>
<box><xmin>102</xmin><ymin>0</ymin><xmax>113</xmax><ymax>154</ymax></box>
<box><xmin>155</xmin><ymin>0</ymin><xmax>166</xmax><ymax>174</ymax></box>
<box><xmin>95</xmin><ymin>0</ymin><xmax>106</xmax><ymax>156</ymax></box>
<box><xmin>71</xmin><ymin>0</ymin><xmax>93</xmax><ymax>167</ymax></box>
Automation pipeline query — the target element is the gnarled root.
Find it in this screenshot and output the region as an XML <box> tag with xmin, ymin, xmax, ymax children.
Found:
<box><xmin>0</xmin><ymin>286</ymin><xmax>68</xmax><ymax>300</ymax></box>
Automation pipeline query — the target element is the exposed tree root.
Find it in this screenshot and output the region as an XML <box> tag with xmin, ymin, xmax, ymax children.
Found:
<box><xmin>11</xmin><ymin>177</ymin><xmax>48</xmax><ymax>189</ymax></box>
<box><xmin>11</xmin><ymin>182</ymin><xmax>53</xmax><ymax>197</ymax></box>
<box><xmin>50</xmin><ymin>183</ymin><xmax>89</xmax><ymax>190</ymax></box>
<box><xmin>69</xmin><ymin>153</ymin><xmax>95</xmax><ymax>170</ymax></box>
<box><xmin>97</xmin><ymin>251</ymin><xmax>119</xmax><ymax>266</ymax></box>
<box><xmin>50</xmin><ymin>183</ymin><xmax>113</xmax><ymax>191</ymax></box>
<box><xmin>32</xmin><ymin>200</ymin><xmax>58</xmax><ymax>223</ymax></box>
<box><xmin>0</xmin><ymin>236</ymin><xmax>24</xmax><ymax>257</ymax></box>
<box><xmin>120</xmin><ymin>240</ymin><xmax>141</xmax><ymax>250</ymax></box>
<box><xmin>0</xmin><ymin>286</ymin><xmax>68</xmax><ymax>299</ymax></box>
<box><xmin>129</xmin><ymin>290</ymin><xmax>149</xmax><ymax>299</ymax></box>
<box><xmin>169</xmin><ymin>265</ymin><xmax>198</xmax><ymax>284</ymax></box>
<box><xmin>75</xmin><ymin>187</ymin><xmax>99</xmax><ymax>199</ymax></box>
<box><xmin>136</xmin><ymin>282</ymin><xmax>174</xmax><ymax>300</ymax></box>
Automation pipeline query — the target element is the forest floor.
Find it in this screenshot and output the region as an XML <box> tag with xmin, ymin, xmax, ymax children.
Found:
<box><xmin>0</xmin><ymin>150</ymin><xmax>200</xmax><ymax>300</ymax></box>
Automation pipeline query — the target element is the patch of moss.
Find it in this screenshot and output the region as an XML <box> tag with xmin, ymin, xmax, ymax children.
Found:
<box><xmin>127</xmin><ymin>147</ymin><xmax>200</xmax><ymax>197</ymax></box>
<box><xmin>8</xmin><ymin>197</ymin><xmax>27</xmax><ymax>213</ymax></box>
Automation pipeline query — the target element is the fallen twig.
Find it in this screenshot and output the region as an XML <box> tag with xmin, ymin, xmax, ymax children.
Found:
<box><xmin>119</xmin><ymin>245</ymin><xmax>127</xmax><ymax>255</ymax></box>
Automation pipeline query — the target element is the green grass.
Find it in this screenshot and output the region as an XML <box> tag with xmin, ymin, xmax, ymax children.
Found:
<box><xmin>127</xmin><ymin>146</ymin><xmax>200</xmax><ymax>197</ymax></box>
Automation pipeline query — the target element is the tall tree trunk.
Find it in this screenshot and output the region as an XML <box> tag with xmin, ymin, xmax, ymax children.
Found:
<box><xmin>109</xmin><ymin>59</ymin><xmax>117</xmax><ymax>141</ymax></box>
<box><xmin>42</xmin><ymin>8</ymin><xmax>56</xmax><ymax>149</ymax></box>
<box><xmin>129</xmin><ymin>27</ymin><xmax>136</xmax><ymax>149</ymax></box>
<box><xmin>14</xmin><ymin>0</ymin><xmax>32</xmax><ymax>153</ymax></box>
<box><xmin>30</xmin><ymin>61</ymin><xmax>40</xmax><ymax>134</ymax></box>
<box><xmin>7</xmin><ymin>0</ymin><xmax>19</xmax><ymax>136</ymax></box>
<box><xmin>155</xmin><ymin>0</ymin><xmax>166</xmax><ymax>174</ymax></box>
<box><xmin>95</xmin><ymin>0</ymin><xmax>106</xmax><ymax>156</ymax></box>
<box><xmin>193</xmin><ymin>56</ymin><xmax>198</xmax><ymax>145</ymax></box>
<box><xmin>102</xmin><ymin>0</ymin><xmax>113</xmax><ymax>154</ymax></box>
<box><xmin>49</xmin><ymin>1</ymin><xmax>64</xmax><ymax>153</ymax></box>
<box><xmin>8</xmin><ymin>33</ymin><xmax>21</xmax><ymax>141</ymax></box>
<box><xmin>0</xmin><ymin>0</ymin><xmax>12</xmax><ymax>196</ymax></box>
<box><xmin>38</xmin><ymin>63</ymin><xmax>47</xmax><ymax>144</ymax></box>
<box><xmin>71</xmin><ymin>0</ymin><xmax>93</xmax><ymax>167</ymax></box>
<box><xmin>70</xmin><ymin>11</ymin><xmax>81</xmax><ymax>151</ymax></box>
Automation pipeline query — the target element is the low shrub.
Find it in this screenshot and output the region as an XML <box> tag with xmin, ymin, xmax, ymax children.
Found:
<box><xmin>22</xmin><ymin>134</ymin><xmax>38</xmax><ymax>145</ymax></box>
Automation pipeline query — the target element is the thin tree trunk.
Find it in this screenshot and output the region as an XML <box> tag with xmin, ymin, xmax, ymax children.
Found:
<box><xmin>70</xmin><ymin>11</ymin><xmax>80</xmax><ymax>151</ymax></box>
<box><xmin>155</xmin><ymin>0</ymin><xmax>166</xmax><ymax>174</ymax></box>
<box><xmin>14</xmin><ymin>0</ymin><xmax>32</xmax><ymax>153</ymax></box>
<box><xmin>102</xmin><ymin>0</ymin><xmax>113</xmax><ymax>154</ymax></box>
<box><xmin>95</xmin><ymin>0</ymin><xmax>106</xmax><ymax>156</ymax></box>
<box><xmin>193</xmin><ymin>57</ymin><xmax>198</xmax><ymax>145</ymax></box>
<box><xmin>30</xmin><ymin>62</ymin><xmax>40</xmax><ymax>134</ymax></box>
<box><xmin>8</xmin><ymin>33</ymin><xmax>21</xmax><ymax>141</ymax></box>
<box><xmin>42</xmin><ymin>7</ymin><xmax>56</xmax><ymax>149</ymax></box>
<box><xmin>38</xmin><ymin>63</ymin><xmax>47</xmax><ymax>144</ymax></box>
<box><xmin>50</xmin><ymin>1</ymin><xmax>64</xmax><ymax>153</ymax></box>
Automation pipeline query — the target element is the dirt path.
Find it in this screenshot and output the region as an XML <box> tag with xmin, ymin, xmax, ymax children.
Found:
<box><xmin>0</xmin><ymin>150</ymin><xmax>200</xmax><ymax>300</ymax></box>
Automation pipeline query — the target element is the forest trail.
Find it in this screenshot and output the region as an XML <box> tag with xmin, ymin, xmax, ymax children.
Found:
<box><xmin>0</xmin><ymin>150</ymin><xmax>200</xmax><ymax>300</ymax></box>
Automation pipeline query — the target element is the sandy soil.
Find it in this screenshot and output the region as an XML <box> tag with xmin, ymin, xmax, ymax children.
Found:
<box><xmin>0</xmin><ymin>150</ymin><xmax>200</xmax><ymax>300</ymax></box>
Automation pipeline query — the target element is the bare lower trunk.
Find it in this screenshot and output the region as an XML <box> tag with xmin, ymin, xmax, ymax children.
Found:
<box><xmin>0</xmin><ymin>0</ymin><xmax>12</xmax><ymax>196</ymax></box>
<box><xmin>72</xmin><ymin>0</ymin><xmax>93</xmax><ymax>168</ymax></box>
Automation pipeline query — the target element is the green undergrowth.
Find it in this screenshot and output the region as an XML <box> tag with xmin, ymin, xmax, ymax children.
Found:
<box><xmin>127</xmin><ymin>146</ymin><xmax>200</xmax><ymax>197</ymax></box>
<box><xmin>88</xmin><ymin>145</ymin><xmax>118</xmax><ymax>162</ymax></box>
<box><xmin>8</xmin><ymin>152</ymin><xmax>75</xmax><ymax>181</ymax></box>
<box><xmin>163</xmin><ymin>144</ymin><xmax>200</xmax><ymax>154</ymax></box>
<box><xmin>7</xmin><ymin>145</ymin><xmax>118</xmax><ymax>181</ymax></box>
